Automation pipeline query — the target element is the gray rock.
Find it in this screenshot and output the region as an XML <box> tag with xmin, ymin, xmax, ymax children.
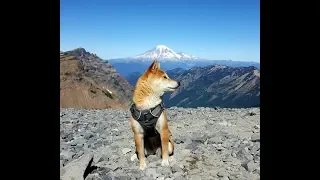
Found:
<box><xmin>147</xmin><ymin>155</ymin><xmax>159</xmax><ymax>162</ymax></box>
<box><xmin>97</xmin><ymin>167</ymin><xmax>112</xmax><ymax>175</ymax></box>
<box><xmin>254</xmin><ymin>166</ymin><xmax>260</xmax><ymax>174</ymax></box>
<box><xmin>60</xmin><ymin>160</ymin><xmax>64</xmax><ymax>168</ymax></box>
<box><xmin>112</xmin><ymin>131</ymin><xmax>121</xmax><ymax>136</ymax></box>
<box><xmin>122</xmin><ymin>148</ymin><xmax>131</xmax><ymax>155</ymax></box>
<box><xmin>222</xmin><ymin>140</ymin><xmax>233</xmax><ymax>148</ymax></box>
<box><xmin>93</xmin><ymin>147</ymin><xmax>113</xmax><ymax>163</ymax></box>
<box><xmin>131</xmin><ymin>154</ymin><xmax>138</xmax><ymax>161</ymax></box>
<box><xmin>78</xmin><ymin>150</ymin><xmax>84</xmax><ymax>156</ymax></box>
<box><xmin>207</xmin><ymin>136</ymin><xmax>223</xmax><ymax>144</ymax></box>
<box><xmin>93</xmin><ymin>142</ymin><xmax>103</xmax><ymax>149</ymax></box>
<box><xmin>216</xmin><ymin>146</ymin><xmax>225</xmax><ymax>151</ymax></box>
<box><xmin>141</xmin><ymin>177</ymin><xmax>154</xmax><ymax>180</ymax></box>
<box><xmin>254</xmin><ymin>156</ymin><xmax>260</xmax><ymax>163</ymax></box>
<box><xmin>113</xmin><ymin>176</ymin><xmax>131</xmax><ymax>180</ymax></box>
<box><xmin>63</xmin><ymin>133</ymin><xmax>74</xmax><ymax>142</ymax></box>
<box><xmin>149</xmin><ymin>160</ymin><xmax>162</xmax><ymax>168</ymax></box>
<box><xmin>242</xmin><ymin>140</ymin><xmax>249</xmax><ymax>144</ymax></box>
<box><xmin>192</xmin><ymin>133</ymin><xmax>208</xmax><ymax>143</ymax></box>
<box><xmin>189</xmin><ymin>175</ymin><xmax>202</xmax><ymax>179</ymax></box>
<box><xmin>251</xmin><ymin>134</ymin><xmax>260</xmax><ymax>142</ymax></box>
<box><xmin>232</xmin><ymin>140</ymin><xmax>241</xmax><ymax>148</ymax></box>
<box><xmin>241</xmin><ymin>160</ymin><xmax>258</xmax><ymax>172</ymax></box>
<box><xmin>85</xmin><ymin>173</ymin><xmax>102</xmax><ymax>180</ymax></box>
<box><xmin>221</xmin><ymin>176</ymin><xmax>229</xmax><ymax>180</ymax></box>
<box><xmin>236</xmin><ymin>149</ymin><xmax>253</xmax><ymax>161</ymax></box>
<box><xmin>100</xmin><ymin>174</ymin><xmax>113</xmax><ymax>180</ymax></box>
<box><xmin>146</xmin><ymin>168</ymin><xmax>158</xmax><ymax>178</ymax></box>
<box><xmin>251</xmin><ymin>143</ymin><xmax>260</xmax><ymax>154</ymax></box>
<box><xmin>61</xmin><ymin>144</ymin><xmax>69</xmax><ymax>151</ymax></box>
<box><xmin>60</xmin><ymin>150</ymin><xmax>75</xmax><ymax>160</ymax></box>
<box><xmin>256</xmin><ymin>151</ymin><xmax>260</xmax><ymax>156</ymax></box>
<box><xmin>180</xmin><ymin>149</ymin><xmax>191</xmax><ymax>157</ymax></box>
<box><xmin>71</xmin><ymin>138</ymin><xmax>86</xmax><ymax>146</ymax></box>
<box><xmin>188</xmin><ymin>168</ymin><xmax>201</xmax><ymax>175</ymax></box>
<box><xmin>60</xmin><ymin>153</ymin><xmax>94</xmax><ymax>180</ymax></box>
<box><xmin>157</xmin><ymin>167</ymin><xmax>172</xmax><ymax>176</ymax></box>
<box><xmin>172</xmin><ymin>171</ymin><xmax>184</xmax><ymax>178</ymax></box>
<box><xmin>185</xmin><ymin>141</ymin><xmax>200</xmax><ymax>150</ymax></box>
<box><xmin>174</xmin><ymin>138</ymin><xmax>185</xmax><ymax>144</ymax></box>
<box><xmin>222</xmin><ymin>156</ymin><xmax>233</xmax><ymax>162</ymax></box>
<box><xmin>171</xmin><ymin>164</ymin><xmax>183</xmax><ymax>173</ymax></box>
<box><xmin>60</xmin><ymin>107</ymin><xmax>260</xmax><ymax>180</ymax></box>
<box><xmin>97</xmin><ymin>154</ymin><xmax>111</xmax><ymax>163</ymax></box>
<box><xmin>73</xmin><ymin>151</ymin><xmax>85</xmax><ymax>159</ymax></box>
<box><xmin>174</xmin><ymin>176</ymin><xmax>187</xmax><ymax>180</ymax></box>
<box><xmin>84</xmin><ymin>133</ymin><xmax>94</xmax><ymax>140</ymax></box>
<box><xmin>217</xmin><ymin>170</ymin><xmax>228</xmax><ymax>177</ymax></box>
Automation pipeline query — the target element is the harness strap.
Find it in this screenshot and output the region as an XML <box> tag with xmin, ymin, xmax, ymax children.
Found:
<box><xmin>130</xmin><ymin>102</ymin><xmax>165</xmax><ymax>136</ymax></box>
<box><xmin>130</xmin><ymin>102</ymin><xmax>164</xmax><ymax>121</ymax></box>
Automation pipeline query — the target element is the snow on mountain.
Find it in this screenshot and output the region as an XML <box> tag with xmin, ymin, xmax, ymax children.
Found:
<box><xmin>130</xmin><ymin>45</ymin><xmax>201</xmax><ymax>61</ymax></box>
<box><xmin>176</xmin><ymin>52</ymin><xmax>200</xmax><ymax>60</ymax></box>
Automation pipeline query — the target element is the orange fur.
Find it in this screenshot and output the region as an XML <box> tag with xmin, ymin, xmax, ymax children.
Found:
<box><xmin>130</xmin><ymin>59</ymin><xmax>178</xmax><ymax>170</ymax></box>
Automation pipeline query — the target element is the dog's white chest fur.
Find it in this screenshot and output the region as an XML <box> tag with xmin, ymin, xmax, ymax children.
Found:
<box><xmin>138</xmin><ymin>93</ymin><xmax>163</xmax><ymax>110</ymax></box>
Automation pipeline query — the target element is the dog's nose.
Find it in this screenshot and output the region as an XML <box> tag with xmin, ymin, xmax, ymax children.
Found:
<box><xmin>177</xmin><ymin>82</ymin><xmax>181</xmax><ymax>87</ymax></box>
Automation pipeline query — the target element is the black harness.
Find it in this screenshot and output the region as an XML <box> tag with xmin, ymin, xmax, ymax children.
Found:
<box><xmin>130</xmin><ymin>102</ymin><xmax>165</xmax><ymax>137</ymax></box>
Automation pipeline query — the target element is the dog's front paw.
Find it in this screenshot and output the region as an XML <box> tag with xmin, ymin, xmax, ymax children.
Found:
<box><xmin>139</xmin><ymin>162</ymin><xmax>147</xmax><ymax>170</ymax></box>
<box><xmin>161</xmin><ymin>159</ymin><xmax>170</xmax><ymax>167</ymax></box>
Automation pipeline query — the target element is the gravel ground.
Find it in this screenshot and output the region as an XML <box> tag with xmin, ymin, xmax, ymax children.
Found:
<box><xmin>60</xmin><ymin>107</ymin><xmax>260</xmax><ymax>180</ymax></box>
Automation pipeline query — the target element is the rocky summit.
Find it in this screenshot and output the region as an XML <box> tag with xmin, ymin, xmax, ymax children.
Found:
<box><xmin>60</xmin><ymin>107</ymin><xmax>260</xmax><ymax>180</ymax></box>
<box><xmin>60</xmin><ymin>48</ymin><xmax>133</xmax><ymax>110</ymax></box>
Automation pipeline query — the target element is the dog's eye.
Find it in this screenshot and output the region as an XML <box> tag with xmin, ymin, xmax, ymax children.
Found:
<box><xmin>163</xmin><ymin>76</ymin><xmax>167</xmax><ymax>79</ymax></box>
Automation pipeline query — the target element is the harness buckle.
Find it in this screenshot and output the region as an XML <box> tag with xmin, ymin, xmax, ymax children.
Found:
<box><xmin>150</xmin><ymin>104</ymin><xmax>162</xmax><ymax>118</ymax></box>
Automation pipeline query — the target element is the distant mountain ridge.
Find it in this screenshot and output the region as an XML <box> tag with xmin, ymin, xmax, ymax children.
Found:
<box><xmin>163</xmin><ymin>65</ymin><xmax>260</xmax><ymax>108</ymax></box>
<box><xmin>126</xmin><ymin>65</ymin><xmax>260</xmax><ymax>108</ymax></box>
<box><xmin>109</xmin><ymin>45</ymin><xmax>260</xmax><ymax>76</ymax></box>
<box><xmin>60</xmin><ymin>48</ymin><xmax>133</xmax><ymax>109</ymax></box>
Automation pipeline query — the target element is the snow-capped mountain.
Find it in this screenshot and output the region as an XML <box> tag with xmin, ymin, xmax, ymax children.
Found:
<box><xmin>108</xmin><ymin>44</ymin><xmax>260</xmax><ymax>76</ymax></box>
<box><xmin>129</xmin><ymin>45</ymin><xmax>201</xmax><ymax>61</ymax></box>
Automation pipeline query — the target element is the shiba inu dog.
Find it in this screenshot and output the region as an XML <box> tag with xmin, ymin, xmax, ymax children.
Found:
<box><xmin>129</xmin><ymin>59</ymin><xmax>180</xmax><ymax>170</ymax></box>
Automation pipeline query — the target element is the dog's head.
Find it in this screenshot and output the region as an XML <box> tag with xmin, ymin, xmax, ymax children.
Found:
<box><xmin>142</xmin><ymin>59</ymin><xmax>180</xmax><ymax>94</ymax></box>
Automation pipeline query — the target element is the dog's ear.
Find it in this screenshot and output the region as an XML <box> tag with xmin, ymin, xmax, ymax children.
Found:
<box><xmin>148</xmin><ymin>59</ymin><xmax>159</xmax><ymax>73</ymax></box>
<box><xmin>157</xmin><ymin>62</ymin><xmax>160</xmax><ymax>69</ymax></box>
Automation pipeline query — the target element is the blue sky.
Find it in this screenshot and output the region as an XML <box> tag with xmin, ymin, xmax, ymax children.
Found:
<box><xmin>60</xmin><ymin>0</ymin><xmax>260</xmax><ymax>62</ymax></box>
